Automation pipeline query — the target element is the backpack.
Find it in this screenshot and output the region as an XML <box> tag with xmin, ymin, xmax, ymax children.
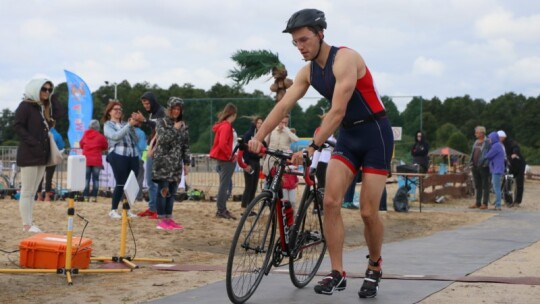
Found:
<box><xmin>393</xmin><ymin>186</ymin><xmax>410</xmax><ymax>212</ymax></box>
<box><xmin>187</xmin><ymin>189</ymin><xmax>205</xmax><ymax>201</ymax></box>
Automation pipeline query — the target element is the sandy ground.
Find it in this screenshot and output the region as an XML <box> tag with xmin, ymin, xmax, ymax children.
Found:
<box><xmin>0</xmin><ymin>176</ymin><xmax>539</xmax><ymax>304</ymax></box>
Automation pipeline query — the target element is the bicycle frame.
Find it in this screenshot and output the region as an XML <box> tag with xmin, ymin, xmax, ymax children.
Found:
<box><xmin>237</xmin><ymin>144</ymin><xmax>316</xmax><ymax>259</ymax></box>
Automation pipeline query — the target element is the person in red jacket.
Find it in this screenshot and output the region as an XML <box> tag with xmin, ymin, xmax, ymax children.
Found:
<box><xmin>209</xmin><ymin>103</ymin><xmax>238</xmax><ymax>220</ymax></box>
<box><xmin>80</xmin><ymin>119</ymin><xmax>108</xmax><ymax>202</ymax></box>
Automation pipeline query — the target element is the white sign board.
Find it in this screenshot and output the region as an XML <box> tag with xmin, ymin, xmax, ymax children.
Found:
<box><xmin>392</xmin><ymin>127</ymin><xmax>402</xmax><ymax>141</ymax></box>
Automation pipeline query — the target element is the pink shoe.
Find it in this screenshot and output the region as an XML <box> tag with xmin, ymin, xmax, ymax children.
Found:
<box><xmin>156</xmin><ymin>219</ymin><xmax>173</xmax><ymax>230</ymax></box>
<box><xmin>166</xmin><ymin>219</ymin><xmax>184</xmax><ymax>230</ymax></box>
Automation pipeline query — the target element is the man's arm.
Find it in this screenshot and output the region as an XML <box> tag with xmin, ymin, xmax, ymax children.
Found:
<box><xmin>312</xmin><ymin>49</ymin><xmax>361</xmax><ymax>149</ymax></box>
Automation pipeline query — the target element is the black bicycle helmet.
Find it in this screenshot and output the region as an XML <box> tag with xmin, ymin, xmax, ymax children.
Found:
<box><xmin>282</xmin><ymin>9</ymin><xmax>327</xmax><ymax>33</ymax></box>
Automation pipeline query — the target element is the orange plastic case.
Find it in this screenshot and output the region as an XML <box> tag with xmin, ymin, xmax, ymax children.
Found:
<box><xmin>19</xmin><ymin>233</ymin><xmax>92</xmax><ymax>269</ymax></box>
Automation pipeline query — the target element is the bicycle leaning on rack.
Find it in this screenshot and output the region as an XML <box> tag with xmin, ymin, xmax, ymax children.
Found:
<box><xmin>226</xmin><ymin>139</ymin><xmax>327</xmax><ymax>304</ymax></box>
<box><xmin>0</xmin><ymin>161</ymin><xmax>21</xmax><ymax>192</ymax></box>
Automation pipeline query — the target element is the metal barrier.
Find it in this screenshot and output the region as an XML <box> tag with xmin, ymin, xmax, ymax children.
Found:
<box><xmin>0</xmin><ymin>147</ymin><xmax>251</xmax><ymax>199</ymax></box>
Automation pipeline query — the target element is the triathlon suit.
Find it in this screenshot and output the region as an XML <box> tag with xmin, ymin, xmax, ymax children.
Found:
<box><xmin>310</xmin><ymin>46</ymin><xmax>394</xmax><ymax>176</ymax></box>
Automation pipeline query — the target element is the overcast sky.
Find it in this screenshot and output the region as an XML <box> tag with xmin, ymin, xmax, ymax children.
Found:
<box><xmin>1</xmin><ymin>0</ymin><xmax>539</xmax><ymax>112</ymax></box>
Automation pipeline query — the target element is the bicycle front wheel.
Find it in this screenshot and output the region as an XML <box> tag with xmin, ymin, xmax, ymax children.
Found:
<box><xmin>289</xmin><ymin>191</ymin><xmax>326</xmax><ymax>288</ymax></box>
<box><xmin>226</xmin><ymin>192</ymin><xmax>276</xmax><ymax>304</ymax></box>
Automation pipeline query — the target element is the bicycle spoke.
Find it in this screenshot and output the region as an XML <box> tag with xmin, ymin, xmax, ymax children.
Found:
<box><xmin>227</xmin><ymin>193</ymin><xmax>276</xmax><ymax>304</ymax></box>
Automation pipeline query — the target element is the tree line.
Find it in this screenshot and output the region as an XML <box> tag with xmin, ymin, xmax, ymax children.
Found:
<box><xmin>1</xmin><ymin>81</ymin><xmax>538</xmax><ymax>165</ymax></box>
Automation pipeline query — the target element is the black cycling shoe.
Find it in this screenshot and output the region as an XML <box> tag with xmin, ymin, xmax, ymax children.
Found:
<box><xmin>358</xmin><ymin>268</ymin><xmax>382</xmax><ymax>298</ymax></box>
<box><xmin>314</xmin><ymin>270</ymin><xmax>347</xmax><ymax>295</ymax></box>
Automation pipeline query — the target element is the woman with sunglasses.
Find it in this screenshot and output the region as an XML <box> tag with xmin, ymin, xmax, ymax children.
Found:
<box><xmin>102</xmin><ymin>101</ymin><xmax>140</xmax><ymax>219</ymax></box>
<box><xmin>14</xmin><ymin>78</ymin><xmax>55</xmax><ymax>232</ymax></box>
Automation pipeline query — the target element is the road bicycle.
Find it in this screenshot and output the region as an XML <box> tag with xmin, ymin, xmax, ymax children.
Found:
<box><xmin>502</xmin><ymin>166</ymin><xmax>515</xmax><ymax>206</ymax></box>
<box><xmin>226</xmin><ymin>140</ymin><xmax>326</xmax><ymax>304</ymax></box>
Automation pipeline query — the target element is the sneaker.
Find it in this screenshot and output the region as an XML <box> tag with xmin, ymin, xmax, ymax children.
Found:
<box><xmin>156</xmin><ymin>219</ymin><xmax>172</xmax><ymax>230</ymax></box>
<box><xmin>314</xmin><ymin>270</ymin><xmax>347</xmax><ymax>295</ymax></box>
<box><xmin>358</xmin><ymin>268</ymin><xmax>382</xmax><ymax>298</ymax></box>
<box><xmin>127</xmin><ymin>210</ymin><xmax>138</xmax><ymax>218</ymax></box>
<box><xmin>468</xmin><ymin>204</ymin><xmax>478</xmax><ymax>209</ymax></box>
<box><xmin>166</xmin><ymin>219</ymin><xmax>184</xmax><ymax>230</ymax></box>
<box><xmin>137</xmin><ymin>209</ymin><xmax>152</xmax><ymax>217</ymax></box>
<box><xmin>241</xmin><ymin>211</ymin><xmax>257</xmax><ymax>217</ymax></box>
<box><xmin>341</xmin><ymin>202</ymin><xmax>351</xmax><ymax>209</ymax></box>
<box><xmin>148</xmin><ymin>211</ymin><xmax>158</xmax><ymax>219</ymax></box>
<box><xmin>24</xmin><ymin>225</ymin><xmax>42</xmax><ymax>233</ymax></box>
<box><xmin>216</xmin><ymin>210</ymin><xmax>237</xmax><ymax>220</ymax></box>
<box><xmin>479</xmin><ymin>204</ymin><xmax>488</xmax><ymax>210</ymax></box>
<box><xmin>91</xmin><ymin>197</ymin><xmax>98</xmax><ymax>203</ymax></box>
<box><xmin>109</xmin><ymin>210</ymin><xmax>121</xmax><ymax>219</ymax></box>
<box><xmin>84</xmin><ymin>196</ymin><xmax>90</xmax><ymax>202</ymax></box>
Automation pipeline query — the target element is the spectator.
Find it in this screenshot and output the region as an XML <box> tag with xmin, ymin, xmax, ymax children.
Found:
<box><xmin>262</xmin><ymin>114</ymin><xmax>299</xmax><ymax>178</ymax></box>
<box><xmin>15</xmin><ymin>78</ymin><xmax>55</xmax><ymax>232</ymax></box>
<box><xmin>498</xmin><ymin>130</ymin><xmax>526</xmax><ymax>206</ymax></box>
<box><xmin>103</xmin><ymin>101</ymin><xmax>140</xmax><ymax>219</ymax></box>
<box><xmin>36</xmin><ymin>121</ymin><xmax>65</xmax><ymax>201</ymax></box>
<box><xmin>133</xmin><ymin>121</ymin><xmax>147</xmax><ymax>201</ymax></box>
<box><xmin>134</xmin><ymin>91</ymin><xmax>164</xmax><ymax>219</ymax></box>
<box><xmin>485</xmin><ymin>131</ymin><xmax>506</xmax><ymax>211</ymax></box>
<box><xmin>209</xmin><ymin>103</ymin><xmax>238</xmax><ymax>220</ymax></box>
<box><xmin>468</xmin><ymin>126</ymin><xmax>491</xmax><ymax>210</ymax></box>
<box><xmin>411</xmin><ymin>130</ymin><xmax>429</xmax><ymax>173</ymax></box>
<box><xmin>80</xmin><ymin>119</ymin><xmax>108</xmax><ymax>202</ymax></box>
<box><xmin>240</xmin><ymin>116</ymin><xmax>264</xmax><ymax>216</ymax></box>
<box><xmin>151</xmin><ymin>97</ymin><xmax>190</xmax><ymax>230</ymax></box>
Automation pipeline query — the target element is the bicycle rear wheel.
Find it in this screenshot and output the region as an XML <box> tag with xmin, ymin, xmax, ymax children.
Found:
<box><xmin>289</xmin><ymin>191</ymin><xmax>326</xmax><ymax>288</ymax></box>
<box><xmin>0</xmin><ymin>175</ymin><xmax>9</xmax><ymax>190</ymax></box>
<box><xmin>226</xmin><ymin>192</ymin><xmax>276</xmax><ymax>304</ymax></box>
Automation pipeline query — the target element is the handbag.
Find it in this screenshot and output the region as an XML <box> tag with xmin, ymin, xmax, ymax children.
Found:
<box><xmin>46</xmin><ymin>132</ymin><xmax>63</xmax><ymax>166</ymax></box>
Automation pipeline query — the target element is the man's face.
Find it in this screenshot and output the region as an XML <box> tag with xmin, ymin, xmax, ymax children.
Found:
<box><xmin>475</xmin><ymin>130</ymin><xmax>485</xmax><ymax>139</ymax></box>
<box><xmin>141</xmin><ymin>99</ymin><xmax>151</xmax><ymax>111</ymax></box>
<box><xmin>291</xmin><ymin>27</ymin><xmax>320</xmax><ymax>61</ymax></box>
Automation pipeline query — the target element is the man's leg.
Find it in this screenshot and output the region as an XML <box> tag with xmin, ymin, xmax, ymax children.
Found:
<box><xmin>359</xmin><ymin>172</ymin><xmax>387</xmax><ymax>266</ymax></box>
<box><xmin>313</xmin><ymin>159</ymin><xmax>354</xmax><ymax>295</ymax></box>
<box><xmin>322</xmin><ymin>160</ymin><xmax>355</xmax><ymax>273</ymax></box>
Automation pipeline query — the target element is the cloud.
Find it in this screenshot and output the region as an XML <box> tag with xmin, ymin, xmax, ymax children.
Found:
<box><xmin>19</xmin><ymin>18</ymin><xmax>57</xmax><ymax>40</ymax></box>
<box><xmin>476</xmin><ymin>9</ymin><xmax>540</xmax><ymax>42</ymax></box>
<box><xmin>132</xmin><ymin>36</ymin><xmax>172</xmax><ymax>49</ymax></box>
<box><xmin>412</xmin><ymin>56</ymin><xmax>445</xmax><ymax>76</ymax></box>
<box><xmin>497</xmin><ymin>56</ymin><xmax>540</xmax><ymax>84</ymax></box>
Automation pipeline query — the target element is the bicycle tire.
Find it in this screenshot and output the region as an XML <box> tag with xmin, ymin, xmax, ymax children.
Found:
<box><xmin>289</xmin><ymin>191</ymin><xmax>326</xmax><ymax>288</ymax></box>
<box><xmin>226</xmin><ymin>192</ymin><xmax>276</xmax><ymax>304</ymax></box>
<box><xmin>503</xmin><ymin>176</ymin><xmax>514</xmax><ymax>205</ymax></box>
<box><xmin>0</xmin><ymin>175</ymin><xmax>9</xmax><ymax>190</ymax></box>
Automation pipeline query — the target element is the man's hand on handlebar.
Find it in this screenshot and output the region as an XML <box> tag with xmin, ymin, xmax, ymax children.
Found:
<box><xmin>248</xmin><ymin>138</ymin><xmax>265</xmax><ymax>154</ymax></box>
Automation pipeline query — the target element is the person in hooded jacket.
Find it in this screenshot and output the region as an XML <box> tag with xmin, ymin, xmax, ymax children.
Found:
<box><xmin>497</xmin><ymin>130</ymin><xmax>526</xmax><ymax>206</ymax></box>
<box><xmin>36</xmin><ymin>120</ymin><xmax>65</xmax><ymax>201</ymax></box>
<box><xmin>14</xmin><ymin>78</ymin><xmax>55</xmax><ymax>232</ymax></box>
<box><xmin>411</xmin><ymin>130</ymin><xmax>429</xmax><ymax>173</ymax></box>
<box><xmin>151</xmin><ymin>97</ymin><xmax>190</xmax><ymax>230</ymax></box>
<box><xmin>80</xmin><ymin>119</ymin><xmax>108</xmax><ymax>202</ymax></box>
<box><xmin>485</xmin><ymin>131</ymin><xmax>506</xmax><ymax>211</ymax></box>
<box><xmin>134</xmin><ymin>91</ymin><xmax>165</xmax><ymax>219</ymax></box>
<box><xmin>209</xmin><ymin>103</ymin><xmax>238</xmax><ymax>220</ymax></box>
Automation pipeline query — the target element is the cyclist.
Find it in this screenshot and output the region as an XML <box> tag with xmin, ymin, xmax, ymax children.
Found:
<box><xmin>248</xmin><ymin>8</ymin><xmax>393</xmax><ymax>299</ymax></box>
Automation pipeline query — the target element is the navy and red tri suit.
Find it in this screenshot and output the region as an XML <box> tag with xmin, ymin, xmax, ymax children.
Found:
<box><xmin>310</xmin><ymin>46</ymin><xmax>394</xmax><ymax>176</ymax></box>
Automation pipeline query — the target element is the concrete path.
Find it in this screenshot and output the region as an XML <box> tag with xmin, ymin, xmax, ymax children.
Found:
<box><xmin>152</xmin><ymin>210</ymin><xmax>540</xmax><ymax>303</ymax></box>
